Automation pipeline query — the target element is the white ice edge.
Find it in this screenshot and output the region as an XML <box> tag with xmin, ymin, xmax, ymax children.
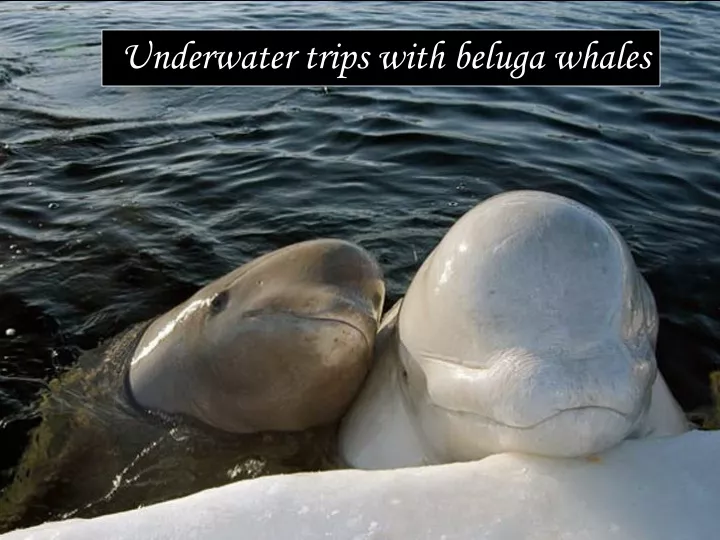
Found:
<box><xmin>4</xmin><ymin>430</ymin><xmax>720</xmax><ymax>540</ymax></box>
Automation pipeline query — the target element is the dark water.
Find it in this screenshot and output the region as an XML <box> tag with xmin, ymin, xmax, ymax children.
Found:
<box><xmin>0</xmin><ymin>0</ymin><xmax>719</xmax><ymax>521</ymax></box>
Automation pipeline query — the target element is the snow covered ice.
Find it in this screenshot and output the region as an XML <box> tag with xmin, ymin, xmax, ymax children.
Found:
<box><xmin>3</xmin><ymin>431</ymin><xmax>719</xmax><ymax>540</ymax></box>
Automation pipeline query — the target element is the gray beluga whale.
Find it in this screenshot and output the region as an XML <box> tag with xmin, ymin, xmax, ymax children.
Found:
<box><xmin>0</xmin><ymin>239</ymin><xmax>384</xmax><ymax>532</ymax></box>
<box><xmin>128</xmin><ymin>238</ymin><xmax>385</xmax><ymax>434</ymax></box>
<box><xmin>339</xmin><ymin>190</ymin><xmax>689</xmax><ymax>470</ymax></box>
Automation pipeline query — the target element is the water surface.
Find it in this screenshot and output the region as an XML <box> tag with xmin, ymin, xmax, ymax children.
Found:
<box><xmin>1</xmin><ymin>0</ymin><xmax>719</xmax><ymax>528</ymax></box>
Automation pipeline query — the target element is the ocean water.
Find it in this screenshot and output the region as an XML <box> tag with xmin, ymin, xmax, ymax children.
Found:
<box><xmin>0</xmin><ymin>0</ymin><xmax>718</xmax><ymax>525</ymax></box>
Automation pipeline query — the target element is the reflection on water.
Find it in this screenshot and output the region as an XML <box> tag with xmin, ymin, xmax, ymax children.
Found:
<box><xmin>1</xmin><ymin>0</ymin><xmax>719</xmax><ymax>531</ymax></box>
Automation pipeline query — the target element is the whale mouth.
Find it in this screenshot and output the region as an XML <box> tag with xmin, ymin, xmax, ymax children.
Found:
<box><xmin>314</xmin><ymin>316</ymin><xmax>373</xmax><ymax>352</ymax></box>
<box><xmin>426</xmin><ymin>401</ymin><xmax>640</xmax><ymax>458</ymax></box>
<box><xmin>433</xmin><ymin>403</ymin><xmax>631</xmax><ymax>430</ymax></box>
<box><xmin>289</xmin><ymin>313</ymin><xmax>374</xmax><ymax>351</ymax></box>
<box><xmin>241</xmin><ymin>309</ymin><xmax>374</xmax><ymax>351</ymax></box>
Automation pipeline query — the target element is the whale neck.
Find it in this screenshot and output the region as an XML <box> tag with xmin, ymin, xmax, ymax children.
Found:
<box><xmin>632</xmin><ymin>371</ymin><xmax>689</xmax><ymax>438</ymax></box>
<box><xmin>339</xmin><ymin>301</ymin><xmax>433</xmax><ymax>470</ymax></box>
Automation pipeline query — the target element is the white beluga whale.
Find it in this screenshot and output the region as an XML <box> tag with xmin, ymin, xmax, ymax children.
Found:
<box><xmin>340</xmin><ymin>190</ymin><xmax>689</xmax><ymax>469</ymax></box>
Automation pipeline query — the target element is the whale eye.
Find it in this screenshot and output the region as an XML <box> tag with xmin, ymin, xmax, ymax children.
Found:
<box><xmin>209</xmin><ymin>290</ymin><xmax>229</xmax><ymax>316</ymax></box>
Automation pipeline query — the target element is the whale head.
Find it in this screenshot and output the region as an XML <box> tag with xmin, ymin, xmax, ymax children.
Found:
<box><xmin>128</xmin><ymin>239</ymin><xmax>384</xmax><ymax>434</ymax></box>
<box><xmin>398</xmin><ymin>191</ymin><xmax>658</xmax><ymax>459</ymax></box>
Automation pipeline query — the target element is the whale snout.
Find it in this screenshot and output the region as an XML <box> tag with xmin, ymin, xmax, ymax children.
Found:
<box><xmin>416</xmin><ymin>342</ymin><xmax>656</xmax><ymax>458</ymax></box>
<box><xmin>482</xmin><ymin>345</ymin><xmax>654</xmax><ymax>430</ymax></box>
